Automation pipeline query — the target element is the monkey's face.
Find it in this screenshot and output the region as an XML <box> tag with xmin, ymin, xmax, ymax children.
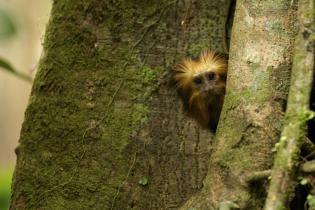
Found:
<box><xmin>192</xmin><ymin>71</ymin><xmax>226</xmax><ymax>98</ymax></box>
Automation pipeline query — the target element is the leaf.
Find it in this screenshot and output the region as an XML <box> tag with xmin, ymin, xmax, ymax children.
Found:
<box><xmin>0</xmin><ymin>57</ymin><xmax>32</xmax><ymax>83</ymax></box>
<box><xmin>0</xmin><ymin>57</ymin><xmax>15</xmax><ymax>73</ymax></box>
<box><xmin>0</xmin><ymin>9</ymin><xmax>17</xmax><ymax>39</ymax></box>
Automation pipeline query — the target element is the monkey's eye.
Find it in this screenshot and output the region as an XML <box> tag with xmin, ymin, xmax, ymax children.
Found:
<box><xmin>193</xmin><ymin>77</ymin><xmax>202</xmax><ymax>84</ymax></box>
<box><xmin>208</xmin><ymin>72</ymin><xmax>215</xmax><ymax>81</ymax></box>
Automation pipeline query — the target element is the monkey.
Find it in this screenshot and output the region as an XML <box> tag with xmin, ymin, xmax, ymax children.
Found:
<box><xmin>173</xmin><ymin>50</ymin><xmax>228</xmax><ymax>131</ymax></box>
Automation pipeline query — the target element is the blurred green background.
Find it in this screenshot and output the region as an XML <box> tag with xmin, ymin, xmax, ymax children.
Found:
<box><xmin>0</xmin><ymin>169</ymin><xmax>12</xmax><ymax>210</ymax></box>
<box><xmin>0</xmin><ymin>1</ymin><xmax>51</xmax><ymax>209</ymax></box>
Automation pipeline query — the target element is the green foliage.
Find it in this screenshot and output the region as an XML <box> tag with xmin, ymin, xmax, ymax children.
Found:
<box><xmin>0</xmin><ymin>169</ymin><xmax>13</xmax><ymax>210</ymax></box>
<box><xmin>0</xmin><ymin>9</ymin><xmax>17</xmax><ymax>40</ymax></box>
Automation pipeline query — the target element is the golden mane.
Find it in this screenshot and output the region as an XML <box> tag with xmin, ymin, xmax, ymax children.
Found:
<box><xmin>174</xmin><ymin>50</ymin><xmax>227</xmax><ymax>91</ymax></box>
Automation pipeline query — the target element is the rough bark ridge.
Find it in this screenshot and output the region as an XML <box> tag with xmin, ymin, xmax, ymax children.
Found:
<box><xmin>10</xmin><ymin>0</ymin><xmax>231</xmax><ymax>209</ymax></box>
<box><xmin>181</xmin><ymin>1</ymin><xmax>298</xmax><ymax>209</ymax></box>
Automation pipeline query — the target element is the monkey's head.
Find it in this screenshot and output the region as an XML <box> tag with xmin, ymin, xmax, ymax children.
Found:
<box><xmin>173</xmin><ymin>50</ymin><xmax>228</xmax><ymax>108</ymax></box>
<box><xmin>192</xmin><ymin>70</ymin><xmax>226</xmax><ymax>99</ymax></box>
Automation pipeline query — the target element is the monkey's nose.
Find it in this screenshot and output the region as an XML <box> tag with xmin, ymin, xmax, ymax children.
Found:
<box><xmin>205</xmin><ymin>86</ymin><xmax>214</xmax><ymax>92</ymax></box>
<box><xmin>201</xmin><ymin>88</ymin><xmax>213</xmax><ymax>97</ymax></box>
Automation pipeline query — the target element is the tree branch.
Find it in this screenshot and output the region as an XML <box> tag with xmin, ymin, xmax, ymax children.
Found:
<box><xmin>245</xmin><ymin>170</ymin><xmax>272</xmax><ymax>183</ymax></box>
<box><xmin>264</xmin><ymin>0</ymin><xmax>315</xmax><ymax>208</ymax></box>
<box><xmin>300</xmin><ymin>160</ymin><xmax>315</xmax><ymax>173</ymax></box>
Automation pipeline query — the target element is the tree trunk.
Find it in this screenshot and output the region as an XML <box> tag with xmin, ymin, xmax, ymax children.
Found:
<box><xmin>181</xmin><ymin>1</ymin><xmax>298</xmax><ymax>209</ymax></box>
<box><xmin>264</xmin><ymin>0</ymin><xmax>315</xmax><ymax>208</ymax></box>
<box><xmin>10</xmin><ymin>1</ymin><xmax>232</xmax><ymax>209</ymax></box>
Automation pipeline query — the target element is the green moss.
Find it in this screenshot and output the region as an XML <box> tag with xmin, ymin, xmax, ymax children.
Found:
<box><xmin>12</xmin><ymin>0</ymin><xmax>163</xmax><ymax>209</ymax></box>
<box><xmin>11</xmin><ymin>0</ymin><xmax>233</xmax><ymax>209</ymax></box>
<box><xmin>189</xmin><ymin>41</ymin><xmax>212</xmax><ymax>56</ymax></box>
<box><xmin>265</xmin><ymin>20</ymin><xmax>282</xmax><ymax>32</ymax></box>
<box><xmin>224</xmin><ymin>64</ymin><xmax>273</xmax><ymax>108</ymax></box>
<box><xmin>219</xmin><ymin>144</ymin><xmax>255</xmax><ymax>173</ymax></box>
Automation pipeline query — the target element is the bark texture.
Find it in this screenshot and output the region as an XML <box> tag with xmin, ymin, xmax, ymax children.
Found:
<box><xmin>181</xmin><ymin>0</ymin><xmax>298</xmax><ymax>209</ymax></box>
<box><xmin>10</xmin><ymin>0</ymin><xmax>231</xmax><ymax>209</ymax></box>
<box><xmin>264</xmin><ymin>0</ymin><xmax>315</xmax><ymax>208</ymax></box>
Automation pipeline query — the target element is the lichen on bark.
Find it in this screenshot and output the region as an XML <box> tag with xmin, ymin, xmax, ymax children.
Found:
<box><xmin>10</xmin><ymin>0</ymin><xmax>232</xmax><ymax>210</ymax></box>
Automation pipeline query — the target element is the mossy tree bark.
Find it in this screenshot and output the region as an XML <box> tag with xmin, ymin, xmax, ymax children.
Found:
<box><xmin>10</xmin><ymin>0</ymin><xmax>306</xmax><ymax>209</ymax></box>
<box><xmin>264</xmin><ymin>0</ymin><xmax>314</xmax><ymax>208</ymax></box>
<box><xmin>181</xmin><ymin>1</ymin><xmax>298</xmax><ymax>209</ymax></box>
<box><xmin>10</xmin><ymin>1</ymin><xmax>232</xmax><ymax>209</ymax></box>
